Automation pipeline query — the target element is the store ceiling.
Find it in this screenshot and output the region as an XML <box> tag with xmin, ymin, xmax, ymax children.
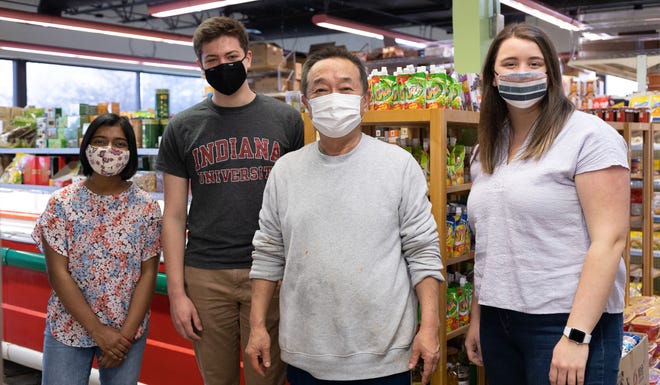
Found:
<box><xmin>4</xmin><ymin>0</ymin><xmax>660</xmax><ymax>79</ymax></box>
<box><xmin>9</xmin><ymin>0</ymin><xmax>660</xmax><ymax>42</ymax></box>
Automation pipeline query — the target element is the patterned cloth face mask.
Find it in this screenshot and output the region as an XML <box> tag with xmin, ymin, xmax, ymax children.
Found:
<box><xmin>496</xmin><ymin>72</ymin><xmax>547</xmax><ymax>109</ymax></box>
<box><xmin>85</xmin><ymin>145</ymin><xmax>130</xmax><ymax>176</ymax></box>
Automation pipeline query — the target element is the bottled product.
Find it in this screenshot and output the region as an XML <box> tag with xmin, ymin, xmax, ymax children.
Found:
<box><xmin>456</xmin><ymin>364</ymin><xmax>470</xmax><ymax>385</ymax></box>
<box><xmin>386</xmin><ymin>128</ymin><xmax>400</xmax><ymax>144</ymax></box>
<box><xmin>374</xmin><ymin>126</ymin><xmax>386</xmax><ymax>142</ymax></box>
<box><xmin>447</xmin><ymin>347</ymin><xmax>460</xmax><ymax>385</ymax></box>
<box><xmin>399</xmin><ymin>127</ymin><xmax>411</xmax><ymax>152</ymax></box>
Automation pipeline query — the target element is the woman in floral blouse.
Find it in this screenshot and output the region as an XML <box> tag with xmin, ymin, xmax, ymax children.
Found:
<box><xmin>32</xmin><ymin>113</ymin><xmax>162</xmax><ymax>385</ymax></box>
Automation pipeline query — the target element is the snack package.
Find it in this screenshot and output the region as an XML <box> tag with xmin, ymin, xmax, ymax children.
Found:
<box><xmin>425</xmin><ymin>66</ymin><xmax>445</xmax><ymax>109</ymax></box>
<box><xmin>405</xmin><ymin>69</ymin><xmax>427</xmax><ymax>110</ymax></box>
<box><xmin>446</xmin><ymin>207</ymin><xmax>456</xmax><ymax>258</ymax></box>
<box><xmin>630</xmin><ymin>315</ymin><xmax>660</xmax><ymax>341</ymax></box>
<box><xmin>446</xmin><ymin>146</ymin><xmax>454</xmax><ymax>187</ymax></box>
<box><xmin>623</xmin><ymin>306</ymin><xmax>638</xmax><ymax>331</ymax></box>
<box><xmin>0</xmin><ymin>153</ymin><xmax>27</xmax><ymax>184</ymax></box>
<box><xmin>131</xmin><ymin>171</ymin><xmax>158</xmax><ymax>192</ymax></box>
<box><xmin>372</xmin><ymin>72</ymin><xmax>396</xmax><ymax>111</ymax></box>
<box><xmin>458</xmin><ymin>280</ymin><xmax>471</xmax><ymax>326</ymax></box>
<box><xmin>446</xmin><ymin>287</ymin><xmax>460</xmax><ymax>332</ymax></box>
<box><xmin>452</xmin><ymin>144</ymin><xmax>465</xmax><ymax>185</ymax></box>
<box><xmin>396</xmin><ymin>66</ymin><xmax>413</xmax><ymax>110</ymax></box>
<box><xmin>452</xmin><ymin>207</ymin><xmax>468</xmax><ymax>258</ymax></box>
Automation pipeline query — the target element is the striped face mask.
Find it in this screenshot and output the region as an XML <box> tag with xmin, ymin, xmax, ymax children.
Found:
<box><xmin>496</xmin><ymin>72</ymin><xmax>547</xmax><ymax>109</ymax></box>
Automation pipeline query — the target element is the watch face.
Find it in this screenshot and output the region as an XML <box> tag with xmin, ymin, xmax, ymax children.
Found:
<box><xmin>568</xmin><ymin>328</ymin><xmax>586</xmax><ymax>343</ymax></box>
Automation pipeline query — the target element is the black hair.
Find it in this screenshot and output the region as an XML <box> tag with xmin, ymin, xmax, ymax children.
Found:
<box><xmin>79</xmin><ymin>113</ymin><xmax>138</xmax><ymax>180</ymax></box>
<box><xmin>301</xmin><ymin>46</ymin><xmax>368</xmax><ymax>97</ymax></box>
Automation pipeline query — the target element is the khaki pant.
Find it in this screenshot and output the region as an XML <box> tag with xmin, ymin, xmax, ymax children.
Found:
<box><xmin>185</xmin><ymin>267</ymin><xmax>285</xmax><ymax>385</ymax></box>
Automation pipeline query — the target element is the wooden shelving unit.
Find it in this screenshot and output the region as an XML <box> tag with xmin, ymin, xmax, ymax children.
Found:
<box><xmin>611</xmin><ymin>121</ymin><xmax>655</xmax><ymax>298</ymax></box>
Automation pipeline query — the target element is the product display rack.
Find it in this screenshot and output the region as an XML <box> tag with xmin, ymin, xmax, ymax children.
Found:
<box><xmin>610</xmin><ymin>121</ymin><xmax>660</xmax><ymax>296</ymax></box>
<box><xmin>304</xmin><ymin>108</ymin><xmax>480</xmax><ymax>385</ymax></box>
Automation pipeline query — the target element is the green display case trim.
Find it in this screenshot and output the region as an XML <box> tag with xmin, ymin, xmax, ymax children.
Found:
<box><xmin>1</xmin><ymin>247</ymin><xmax>168</xmax><ymax>295</ymax></box>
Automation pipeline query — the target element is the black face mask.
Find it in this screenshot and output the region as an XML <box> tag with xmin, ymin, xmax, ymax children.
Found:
<box><xmin>204</xmin><ymin>56</ymin><xmax>247</xmax><ymax>95</ymax></box>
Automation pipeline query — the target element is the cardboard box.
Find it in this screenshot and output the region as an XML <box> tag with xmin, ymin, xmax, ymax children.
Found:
<box><xmin>252</xmin><ymin>76</ymin><xmax>300</xmax><ymax>93</ymax></box>
<box><xmin>250</xmin><ymin>43</ymin><xmax>284</xmax><ymax>71</ymax></box>
<box><xmin>618</xmin><ymin>332</ymin><xmax>649</xmax><ymax>385</ymax></box>
<box><xmin>0</xmin><ymin>106</ymin><xmax>10</xmax><ymax>119</ymax></box>
<box><xmin>284</xmin><ymin>60</ymin><xmax>303</xmax><ymax>80</ymax></box>
<box><xmin>253</xmin><ymin>76</ymin><xmax>285</xmax><ymax>93</ymax></box>
<box><xmin>10</xmin><ymin>107</ymin><xmax>24</xmax><ymax>119</ymax></box>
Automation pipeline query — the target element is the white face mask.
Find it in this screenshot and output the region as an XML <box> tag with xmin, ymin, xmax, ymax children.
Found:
<box><xmin>497</xmin><ymin>72</ymin><xmax>547</xmax><ymax>109</ymax></box>
<box><xmin>85</xmin><ymin>145</ymin><xmax>130</xmax><ymax>177</ymax></box>
<box><xmin>309</xmin><ymin>93</ymin><xmax>363</xmax><ymax>138</ymax></box>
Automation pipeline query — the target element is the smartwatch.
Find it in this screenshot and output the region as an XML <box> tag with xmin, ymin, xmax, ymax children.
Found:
<box><xmin>563</xmin><ymin>326</ymin><xmax>591</xmax><ymax>344</ymax></box>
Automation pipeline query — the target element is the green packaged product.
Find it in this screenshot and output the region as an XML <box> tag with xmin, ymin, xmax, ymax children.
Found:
<box><xmin>405</xmin><ymin>71</ymin><xmax>427</xmax><ymax>109</ymax></box>
<box><xmin>426</xmin><ymin>71</ymin><xmax>446</xmax><ymax>109</ymax></box>
<box><xmin>372</xmin><ymin>74</ymin><xmax>396</xmax><ymax>110</ymax></box>
<box><xmin>446</xmin><ymin>287</ymin><xmax>460</xmax><ymax>332</ymax></box>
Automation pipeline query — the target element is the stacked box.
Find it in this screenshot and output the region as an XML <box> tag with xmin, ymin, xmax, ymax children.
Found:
<box><xmin>250</xmin><ymin>43</ymin><xmax>284</xmax><ymax>71</ymax></box>
<box><xmin>618</xmin><ymin>332</ymin><xmax>649</xmax><ymax>385</ymax></box>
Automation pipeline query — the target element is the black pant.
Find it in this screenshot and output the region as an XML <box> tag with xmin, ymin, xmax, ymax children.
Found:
<box><xmin>287</xmin><ymin>365</ymin><xmax>411</xmax><ymax>385</ymax></box>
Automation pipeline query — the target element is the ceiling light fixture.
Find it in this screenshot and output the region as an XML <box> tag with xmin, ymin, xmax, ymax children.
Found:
<box><xmin>0</xmin><ymin>7</ymin><xmax>192</xmax><ymax>46</ymax></box>
<box><xmin>500</xmin><ymin>0</ymin><xmax>589</xmax><ymax>32</ymax></box>
<box><xmin>149</xmin><ymin>0</ymin><xmax>260</xmax><ymax>18</ymax></box>
<box><xmin>581</xmin><ymin>32</ymin><xmax>614</xmax><ymax>41</ymax></box>
<box><xmin>311</xmin><ymin>14</ymin><xmax>432</xmax><ymax>49</ymax></box>
<box><xmin>0</xmin><ymin>40</ymin><xmax>200</xmax><ymax>71</ymax></box>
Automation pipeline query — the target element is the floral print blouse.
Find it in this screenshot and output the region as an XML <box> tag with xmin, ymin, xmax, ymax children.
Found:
<box><xmin>32</xmin><ymin>180</ymin><xmax>162</xmax><ymax>347</ymax></box>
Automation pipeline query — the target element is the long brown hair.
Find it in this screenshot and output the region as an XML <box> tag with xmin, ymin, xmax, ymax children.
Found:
<box><xmin>478</xmin><ymin>23</ymin><xmax>574</xmax><ymax>174</ymax></box>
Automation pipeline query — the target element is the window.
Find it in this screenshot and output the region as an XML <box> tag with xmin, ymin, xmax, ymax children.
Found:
<box><xmin>0</xmin><ymin>60</ymin><xmax>14</xmax><ymax>106</ymax></box>
<box><xmin>605</xmin><ymin>75</ymin><xmax>638</xmax><ymax>98</ymax></box>
<box><xmin>26</xmin><ymin>62</ymin><xmax>139</xmax><ymax>112</ymax></box>
<box><xmin>140</xmin><ymin>72</ymin><xmax>205</xmax><ymax>116</ymax></box>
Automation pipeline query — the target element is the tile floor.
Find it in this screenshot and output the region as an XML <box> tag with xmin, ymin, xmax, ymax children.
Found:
<box><xmin>3</xmin><ymin>360</ymin><xmax>41</xmax><ymax>385</ymax></box>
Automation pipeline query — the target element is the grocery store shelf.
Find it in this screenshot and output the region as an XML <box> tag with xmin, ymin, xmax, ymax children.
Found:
<box><xmin>630</xmin><ymin>249</ymin><xmax>660</xmax><ymax>258</ymax></box>
<box><xmin>0</xmin><ymin>147</ymin><xmax>78</xmax><ymax>155</ymax></box>
<box><xmin>630</xmin><ymin>263</ymin><xmax>660</xmax><ymax>279</ymax></box>
<box><xmin>447</xmin><ymin>324</ymin><xmax>469</xmax><ymax>340</ymax></box>
<box><xmin>0</xmin><ymin>183</ymin><xmax>163</xmax><ymax>200</ymax></box>
<box><xmin>364</xmin><ymin>55</ymin><xmax>453</xmax><ymax>71</ymax></box>
<box><xmin>446</xmin><ymin>183</ymin><xmax>472</xmax><ymax>194</ymax></box>
<box><xmin>568</xmin><ymin>56</ymin><xmax>660</xmax><ymax>82</ymax></box>
<box><xmin>0</xmin><ymin>183</ymin><xmax>56</xmax><ymax>193</ymax></box>
<box><xmin>446</xmin><ymin>251</ymin><xmax>475</xmax><ymax>267</ymax></box>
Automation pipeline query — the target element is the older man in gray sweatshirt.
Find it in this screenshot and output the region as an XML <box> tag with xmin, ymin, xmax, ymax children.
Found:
<box><xmin>246</xmin><ymin>46</ymin><xmax>444</xmax><ymax>385</ymax></box>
